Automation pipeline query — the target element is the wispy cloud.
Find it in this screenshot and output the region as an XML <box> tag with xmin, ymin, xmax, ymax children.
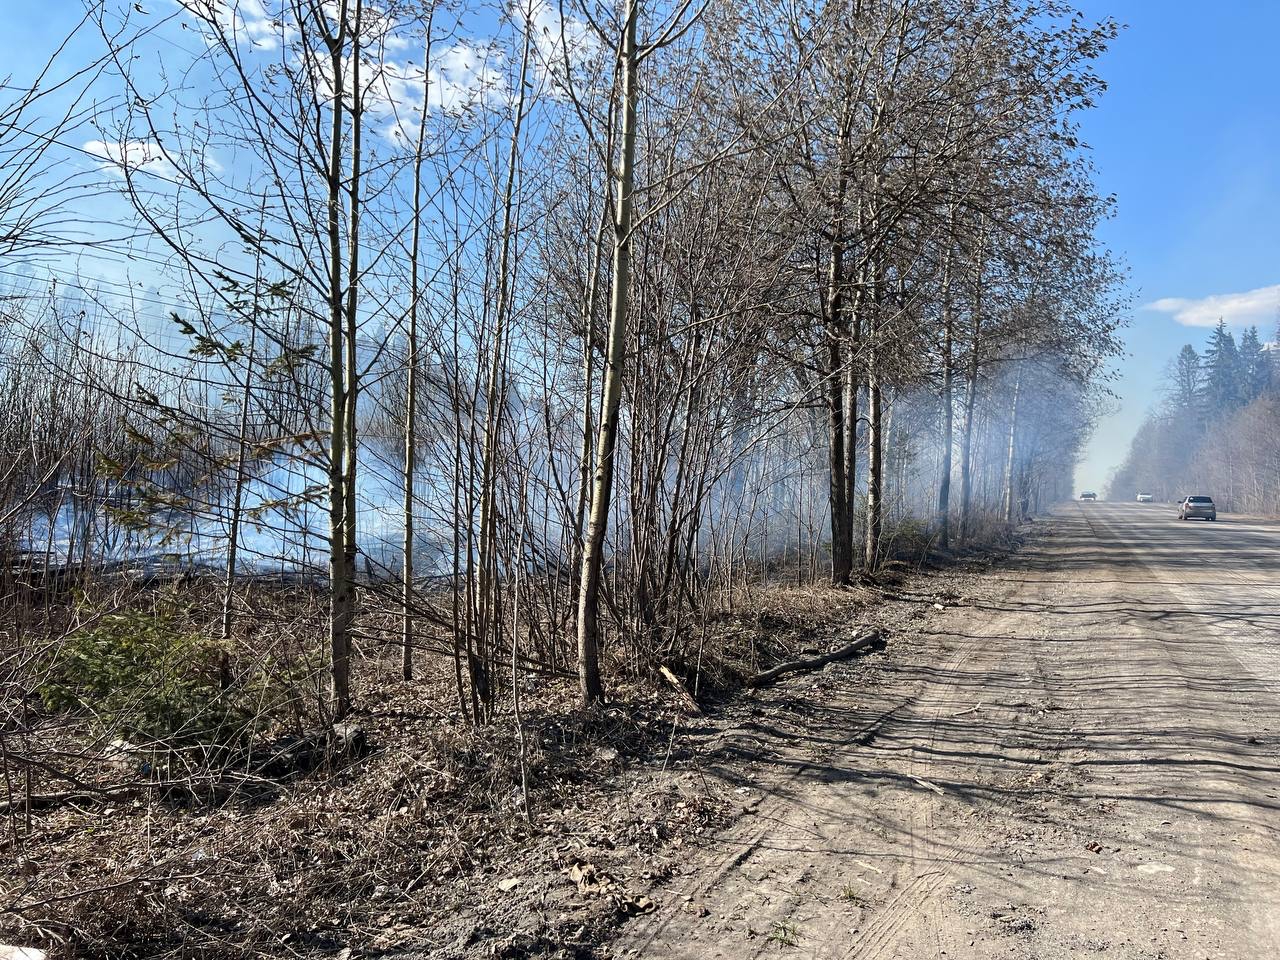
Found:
<box><xmin>520</xmin><ymin>0</ymin><xmax>597</xmax><ymax>87</ymax></box>
<box><xmin>382</xmin><ymin>43</ymin><xmax>508</xmax><ymax>116</ymax></box>
<box><xmin>181</xmin><ymin>0</ymin><xmax>289</xmax><ymax>51</ymax></box>
<box><xmin>178</xmin><ymin>2</ymin><xmax>509</xmax><ymax>141</ymax></box>
<box><xmin>372</xmin><ymin>44</ymin><xmax>510</xmax><ymax>143</ymax></box>
<box><xmin>84</xmin><ymin>139</ymin><xmax>175</xmax><ymax>179</ymax></box>
<box><xmin>1145</xmin><ymin>283</ymin><xmax>1280</xmax><ymax>328</ymax></box>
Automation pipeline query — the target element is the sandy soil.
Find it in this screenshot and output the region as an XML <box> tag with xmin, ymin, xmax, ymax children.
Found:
<box><xmin>614</xmin><ymin>502</ymin><xmax>1280</xmax><ymax>959</ymax></box>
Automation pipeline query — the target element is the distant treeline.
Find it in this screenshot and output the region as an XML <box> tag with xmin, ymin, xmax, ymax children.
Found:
<box><xmin>1109</xmin><ymin>321</ymin><xmax>1280</xmax><ymax>511</ymax></box>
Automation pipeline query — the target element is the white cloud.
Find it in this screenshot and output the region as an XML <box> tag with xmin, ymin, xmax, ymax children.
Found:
<box><xmin>431</xmin><ymin>43</ymin><xmax>508</xmax><ymax>112</ymax></box>
<box><xmin>361</xmin><ymin>5</ymin><xmax>412</xmax><ymax>53</ymax></box>
<box><xmin>179</xmin><ymin>2</ymin><xmax>507</xmax><ymax>141</ymax></box>
<box><xmin>84</xmin><ymin>139</ymin><xmax>176</xmax><ymax>179</ymax></box>
<box><xmin>1145</xmin><ymin>283</ymin><xmax>1280</xmax><ymax>328</ymax></box>
<box><xmin>181</xmin><ymin>0</ymin><xmax>288</xmax><ymax>51</ymax></box>
<box><xmin>185</xmin><ymin>1</ymin><xmax>416</xmax><ymax>56</ymax></box>
<box><xmin>370</xmin><ymin>43</ymin><xmax>509</xmax><ymax>142</ymax></box>
<box><xmin>518</xmin><ymin>0</ymin><xmax>598</xmax><ymax>90</ymax></box>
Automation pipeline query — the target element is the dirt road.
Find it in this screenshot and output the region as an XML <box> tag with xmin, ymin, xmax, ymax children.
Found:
<box><xmin>619</xmin><ymin>503</ymin><xmax>1280</xmax><ymax>959</ymax></box>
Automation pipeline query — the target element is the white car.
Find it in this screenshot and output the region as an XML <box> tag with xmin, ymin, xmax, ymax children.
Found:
<box><xmin>1136</xmin><ymin>492</ymin><xmax>1153</xmax><ymax>503</ymax></box>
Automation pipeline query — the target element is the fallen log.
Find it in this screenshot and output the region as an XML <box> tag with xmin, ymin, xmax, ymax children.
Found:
<box><xmin>657</xmin><ymin>664</ymin><xmax>703</xmax><ymax>715</ymax></box>
<box><xmin>747</xmin><ymin>631</ymin><xmax>884</xmax><ymax>688</ymax></box>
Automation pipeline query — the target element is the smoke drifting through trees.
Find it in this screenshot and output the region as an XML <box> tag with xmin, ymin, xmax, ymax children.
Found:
<box><xmin>3</xmin><ymin>0</ymin><xmax>1123</xmax><ymax>728</ymax></box>
<box><xmin>1110</xmin><ymin>320</ymin><xmax>1280</xmax><ymax>511</ymax></box>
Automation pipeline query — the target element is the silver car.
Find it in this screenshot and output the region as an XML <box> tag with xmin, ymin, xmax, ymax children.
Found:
<box><xmin>1178</xmin><ymin>496</ymin><xmax>1216</xmax><ymax>521</ymax></box>
<box><xmin>1136</xmin><ymin>492</ymin><xmax>1153</xmax><ymax>503</ymax></box>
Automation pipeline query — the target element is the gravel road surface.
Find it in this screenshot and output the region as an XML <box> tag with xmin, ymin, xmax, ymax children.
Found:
<box><xmin>619</xmin><ymin>502</ymin><xmax>1280</xmax><ymax>959</ymax></box>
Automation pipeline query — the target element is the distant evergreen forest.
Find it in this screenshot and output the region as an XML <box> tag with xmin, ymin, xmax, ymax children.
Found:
<box><xmin>1110</xmin><ymin>321</ymin><xmax>1280</xmax><ymax>511</ymax></box>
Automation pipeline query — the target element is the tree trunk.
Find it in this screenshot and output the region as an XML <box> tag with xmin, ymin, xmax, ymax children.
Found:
<box><xmin>936</xmin><ymin>238</ymin><xmax>954</xmax><ymax>550</ymax></box>
<box><xmin>826</xmin><ymin>334</ymin><xmax>851</xmax><ymax>584</ymax></box>
<box><xmin>842</xmin><ymin>341</ymin><xmax>858</xmax><ymax>567</ymax></box>
<box><xmin>342</xmin><ymin>0</ymin><xmax>364</xmax><ymax>666</ymax></box>
<box><xmin>824</xmin><ymin>128</ymin><xmax>852</xmax><ymax>585</ymax></box>
<box><xmin>577</xmin><ymin>0</ymin><xmax>639</xmax><ymax>706</ymax></box>
<box><xmin>1003</xmin><ymin>360</ymin><xmax>1023</xmax><ymax>523</ymax></box>
<box><xmin>219</xmin><ymin>314</ymin><xmax>257</xmax><ymax>689</ymax></box>
<box><xmin>571</xmin><ymin>203</ymin><xmax>610</xmax><ymax>622</ymax></box>
<box><xmin>863</xmin><ymin>261</ymin><xmax>884</xmax><ymax>573</ymax></box>
<box><xmin>958</xmin><ymin>222</ymin><xmax>986</xmax><ymax>544</ymax></box>
<box><xmin>958</xmin><ymin>351</ymin><xmax>979</xmax><ymax>543</ymax></box>
<box><xmin>325</xmin><ymin>0</ymin><xmax>353</xmax><ymax>721</ymax></box>
<box><xmin>401</xmin><ymin>16</ymin><xmax>432</xmax><ymax>683</ymax></box>
<box><xmin>863</xmin><ymin>338</ymin><xmax>883</xmax><ymax>572</ymax></box>
<box><xmin>474</xmin><ymin>16</ymin><xmax>534</xmax><ymax>716</ymax></box>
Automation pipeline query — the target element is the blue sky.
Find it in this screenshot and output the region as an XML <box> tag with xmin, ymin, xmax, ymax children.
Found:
<box><xmin>1072</xmin><ymin>0</ymin><xmax>1280</xmax><ymax>489</ymax></box>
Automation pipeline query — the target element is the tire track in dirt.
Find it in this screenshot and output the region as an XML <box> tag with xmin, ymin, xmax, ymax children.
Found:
<box><xmin>623</xmin><ymin>695</ymin><xmax>917</xmax><ymax>958</ymax></box>
<box><xmin>840</xmin><ymin>654</ymin><xmax>981</xmax><ymax>960</ymax></box>
<box><xmin>841</xmin><ymin>573</ymin><xmax>1041</xmax><ymax>960</ymax></box>
<box><xmin>623</xmin><ymin>555</ymin><xmax>1041</xmax><ymax>960</ymax></box>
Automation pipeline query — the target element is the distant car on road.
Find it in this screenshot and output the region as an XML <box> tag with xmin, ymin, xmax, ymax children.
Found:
<box><xmin>1178</xmin><ymin>495</ymin><xmax>1216</xmax><ymax>521</ymax></box>
<box><xmin>1136</xmin><ymin>492</ymin><xmax>1153</xmax><ymax>503</ymax></box>
<box><xmin>1079</xmin><ymin>491</ymin><xmax>1097</xmax><ymax>501</ymax></box>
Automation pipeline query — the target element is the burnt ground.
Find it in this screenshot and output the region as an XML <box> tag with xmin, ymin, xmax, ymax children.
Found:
<box><xmin>0</xmin><ymin>557</ymin><xmax>942</xmax><ymax>959</ymax></box>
